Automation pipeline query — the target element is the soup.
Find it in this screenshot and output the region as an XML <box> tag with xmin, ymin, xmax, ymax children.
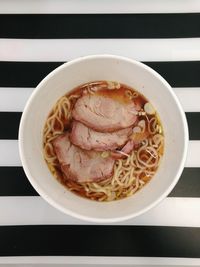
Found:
<box><xmin>43</xmin><ymin>81</ymin><xmax>164</xmax><ymax>201</ymax></box>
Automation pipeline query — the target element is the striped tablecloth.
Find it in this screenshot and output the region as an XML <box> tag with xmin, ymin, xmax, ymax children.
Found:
<box><xmin>1</xmin><ymin>1</ymin><xmax>200</xmax><ymax>265</ymax></box>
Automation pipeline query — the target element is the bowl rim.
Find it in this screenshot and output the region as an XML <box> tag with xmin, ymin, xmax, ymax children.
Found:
<box><xmin>18</xmin><ymin>54</ymin><xmax>189</xmax><ymax>223</ymax></box>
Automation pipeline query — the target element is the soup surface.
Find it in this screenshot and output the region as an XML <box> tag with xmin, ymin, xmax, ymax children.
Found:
<box><xmin>43</xmin><ymin>81</ymin><xmax>164</xmax><ymax>201</ymax></box>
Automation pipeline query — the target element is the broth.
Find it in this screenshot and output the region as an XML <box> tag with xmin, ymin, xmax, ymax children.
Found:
<box><xmin>43</xmin><ymin>81</ymin><xmax>164</xmax><ymax>201</ymax></box>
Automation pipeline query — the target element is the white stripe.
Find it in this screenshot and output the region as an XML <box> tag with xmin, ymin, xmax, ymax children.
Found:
<box><xmin>1</xmin><ymin>38</ymin><xmax>200</xmax><ymax>62</ymax></box>
<box><xmin>0</xmin><ymin>197</ymin><xmax>199</xmax><ymax>227</ymax></box>
<box><xmin>174</xmin><ymin>88</ymin><xmax>200</xmax><ymax>112</ymax></box>
<box><xmin>0</xmin><ymin>256</ymin><xmax>200</xmax><ymax>266</ymax></box>
<box><xmin>0</xmin><ymin>0</ymin><xmax>200</xmax><ymax>13</ymax></box>
<box><xmin>0</xmin><ymin>87</ymin><xmax>199</xmax><ymax>112</ymax></box>
<box><xmin>0</xmin><ymin>140</ymin><xmax>198</xmax><ymax>167</ymax></box>
<box><xmin>0</xmin><ymin>140</ymin><xmax>21</xmax><ymax>166</ymax></box>
<box><xmin>186</xmin><ymin>141</ymin><xmax>200</xmax><ymax>167</ymax></box>
<box><xmin>0</xmin><ymin>87</ymin><xmax>34</xmax><ymax>112</ymax></box>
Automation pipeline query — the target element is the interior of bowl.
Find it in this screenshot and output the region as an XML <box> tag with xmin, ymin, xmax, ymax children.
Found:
<box><xmin>19</xmin><ymin>55</ymin><xmax>188</xmax><ymax>223</ymax></box>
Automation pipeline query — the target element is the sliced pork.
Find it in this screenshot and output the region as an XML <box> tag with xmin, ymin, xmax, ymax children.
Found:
<box><xmin>53</xmin><ymin>133</ymin><xmax>115</xmax><ymax>183</ymax></box>
<box><xmin>70</xmin><ymin>121</ymin><xmax>132</xmax><ymax>151</ymax></box>
<box><xmin>72</xmin><ymin>94</ymin><xmax>138</xmax><ymax>132</ymax></box>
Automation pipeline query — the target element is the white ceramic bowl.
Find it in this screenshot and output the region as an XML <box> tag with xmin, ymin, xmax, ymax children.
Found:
<box><xmin>19</xmin><ymin>55</ymin><xmax>188</xmax><ymax>223</ymax></box>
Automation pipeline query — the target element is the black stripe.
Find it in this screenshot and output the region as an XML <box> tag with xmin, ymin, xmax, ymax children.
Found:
<box><xmin>187</xmin><ymin>112</ymin><xmax>200</xmax><ymax>140</ymax></box>
<box><xmin>0</xmin><ymin>167</ymin><xmax>199</xmax><ymax>197</ymax></box>
<box><xmin>1</xmin><ymin>61</ymin><xmax>200</xmax><ymax>88</ymax></box>
<box><xmin>0</xmin><ymin>112</ymin><xmax>21</xmax><ymax>139</ymax></box>
<box><xmin>0</xmin><ymin>61</ymin><xmax>61</xmax><ymax>88</ymax></box>
<box><xmin>0</xmin><ymin>167</ymin><xmax>37</xmax><ymax>196</ymax></box>
<box><xmin>169</xmin><ymin>168</ymin><xmax>200</xmax><ymax>197</ymax></box>
<box><xmin>1</xmin><ymin>112</ymin><xmax>199</xmax><ymax>140</ymax></box>
<box><xmin>186</xmin><ymin>113</ymin><xmax>200</xmax><ymax>140</ymax></box>
<box><xmin>0</xmin><ymin>225</ymin><xmax>200</xmax><ymax>257</ymax></box>
<box><xmin>146</xmin><ymin>61</ymin><xmax>200</xmax><ymax>87</ymax></box>
<box><xmin>0</xmin><ymin>14</ymin><xmax>200</xmax><ymax>39</ymax></box>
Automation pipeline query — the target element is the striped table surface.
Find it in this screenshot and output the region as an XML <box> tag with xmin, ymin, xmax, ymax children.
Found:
<box><xmin>1</xmin><ymin>0</ymin><xmax>200</xmax><ymax>266</ymax></box>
